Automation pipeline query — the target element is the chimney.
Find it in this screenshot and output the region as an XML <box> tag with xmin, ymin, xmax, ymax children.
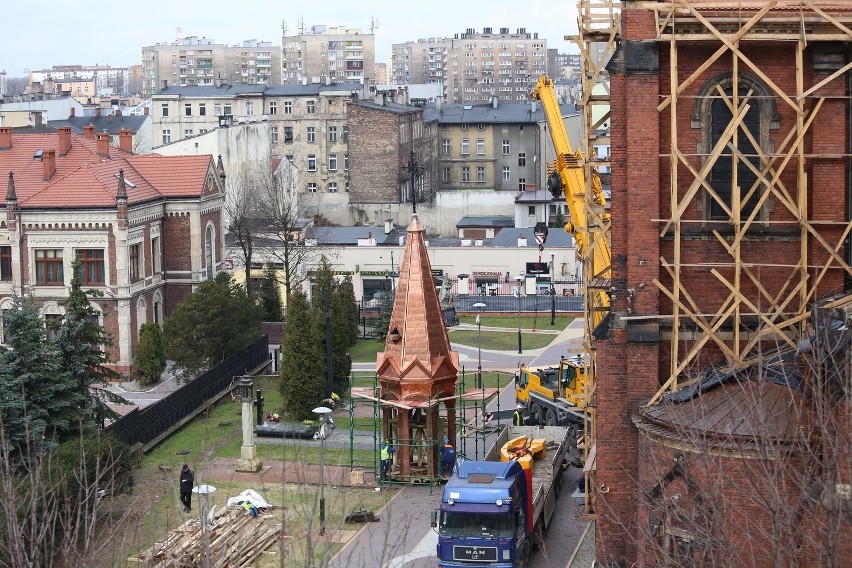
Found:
<box><xmin>96</xmin><ymin>107</ymin><xmax>102</xmax><ymax>117</ymax></box>
<box><xmin>34</xmin><ymin>112</ymin><xmax>43</xmax><ymax>127</ymax></box>
<box><xmin>70</xmin><ymin>107</ymin><xmax>76</xmax><ymax>117</ymax></box>
<box><xmin>384</xmin><ymin>219</ymin><xmax>393</xmax><ymax>235</ymax></box>
<box><xmin>0</xmin><ymin>127</ymin><xmax>11</xmax><ymax>149</ymax></box>
<box><xmin>58</xmin><ymin>126</ymin><xmax>72</xmax><ymax>155</ymax></box>
<box><xmin>96</xmin><ymin>132</ymin><xmax>110</xmax><ymax>157</ymax></box>
<box><xmin>42</xmin><ymin>149</ymin><xmax>56</xmax><ymax>181</ymax></box>
<box><xmin>143</xmin><ymin>106</ymin><xmax>149</xmax><ymax>115</ymax></box>
<box><xmin>119</xmin><ymin>128</ymin><xmax>133</xmax><ymax>153</ymax></box>
<box><xmin>492</xmin><ymin>96</ymin><xmax>498</xmax><ymax>109</ymax></box>
<box><xmin>83</xmin><ymin>124</ymin><xmax>96</xmax><ymax>139</ymax></box>
<box><xmin>116</xmin><ymin>109</ymin><xmax>121</xmax><ymax>117</ymax></box>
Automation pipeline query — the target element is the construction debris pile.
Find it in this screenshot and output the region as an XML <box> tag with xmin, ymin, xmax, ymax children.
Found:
<box><xmin>134</xmin><ymin>506</ymin><xmax>282</xmax><ymax>567</ymax></box>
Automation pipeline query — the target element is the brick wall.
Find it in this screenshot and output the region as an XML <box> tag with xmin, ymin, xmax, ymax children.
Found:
<box><xmin>348</xmin><ymin>103</ymin><xmax>405</xmax><ymax>204</ymax></box>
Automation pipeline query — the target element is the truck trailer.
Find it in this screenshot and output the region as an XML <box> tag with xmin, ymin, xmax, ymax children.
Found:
<box><xmin>432</xmin><ymin>425</ymin><xmax>570</xmax><ymax>568</ymax></box>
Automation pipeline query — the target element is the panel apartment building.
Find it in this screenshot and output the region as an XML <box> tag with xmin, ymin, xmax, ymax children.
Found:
<box><xmin>281</xmin><ymin>25</ymin><xmax>375</xmax><ymax>85</ymax></box>
<box><xmin>391</xmin><ymin>27</ymin><xmax>548</xmax><ymax>103</ymax></box>
<box><xmin>28</xmin><ymin>64</ymin><xmax>132</xmax><ymax>97</ymax></box>
<box><xmin>142</xmin><ymin>37</ymin><xmax>281</xmax><ymax>96</ymax></box>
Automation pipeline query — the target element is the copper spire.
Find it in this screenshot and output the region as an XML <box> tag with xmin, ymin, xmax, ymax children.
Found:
<box><xmin>377</xmin><ymin>214</ymin><xmax>459</xmax><ymax>381</ymax></box>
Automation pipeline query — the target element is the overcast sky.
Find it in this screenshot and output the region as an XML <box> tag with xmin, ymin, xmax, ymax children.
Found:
<box><xmin>0</xmin><ymin>0</ymin><xmax>580</xmax><ymax>76</ymax></box>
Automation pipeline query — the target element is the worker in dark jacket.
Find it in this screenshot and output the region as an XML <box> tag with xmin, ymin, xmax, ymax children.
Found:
<box><xmin>441</xmin><ymin>437</ymin><xmax>456</xmax><ymax>477</ymax></box>
<box><xmin>512</xmin><ymin>404</ymin><xmax>525</xmax><ymax>426</ymax></box>
<box><xmin>179</xmin><ymin>464</ymin><xmax>194</xmax><ymax>512</ymax></box>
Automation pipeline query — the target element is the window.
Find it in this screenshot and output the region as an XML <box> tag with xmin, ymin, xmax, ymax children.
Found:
<box><xmin>518</xmin><ymin>153</ymin><xmax>526</xmax><ymax>167</ymax></box>
<box><xmin>0</xmin><ymin>245</ymin><xmax>10</xmax><ymax>281</ymax></box>
<box><xmin>702</xmin><ymin>77</ymin><xmax>769</xmax><ymax>220</ymax></box>
<box><xmin>528</xmin><ymin>205</ymin><xmax>536</xmax><ymax>216</ymax></box>
<box><xmin>45</xmin><ymin>314</ymin><xmax>62</xmax><ymax>341</ymax></box>
<box><xmin>461</xmin><ymin>123</ymin><xmax>469</xmax><ymax>131</ymax></box>
<box><xmin>35</xmin><ymin>249</ymin><xmax>63</xmax><ymax>285</ymax></box>
<box><xmin>199</xmin><ymin>103</ymin><xmax>206</xmax><ymax>116</ymax></box>
<box><xmin>76</xmin><ymin>249</ymin><xmax>105</xmax><ymax>285</ymax></box>
<box><xmin>344</xmin><ymin>154</ymin><xmax>349</xmax><ymax>170</ymax></box>
<box><xmin>329</xmin><ymin>154</ymin><xmax>338</xmax><ymax>171</ymax></box>
<box><xmin>204</xmin><ymin>226</ymin><xmax>214</xmax><ymax>280</ymax></box>
<box><xmin>224</xmin><ymin>104</ymin><xmax>232</xmax><ymax>115</ymax></box>
<box><xmin>271</xmin><ymin>127</ymin><xmax>279</xmax><ymax>143</ymax></box>
<box><xmin>478</xmin><ymin>123</ymin><xmax>485</xmax><ymax>130</ymax></box>
<box><xmin>308</xmin><ymin>182</ymin><xmax>318</xmax><ymax>193</ymax></box>
<box><xmin>462</xmin><ymin>166</ymin><xmax>470</xmax><ymax>182</ymax></box>
<box><xmin>184</xmin><ymin>103</ymin><xmax>192</xmax><ymax>116</ymax></box>
<box><xmin>477</xmin><ymin>139</ymin><xmax>485</xmax><ymax>155</ymax></box>
<box><xmin>284</xmin><ymin>101</ymin><xmax>292</xmax><ymax>114</ymax></box>
<box><xmin>269</xmin><ymin>101</ymin><xmax>277</xmax><ymax>114</ymax></box>
<box><xmin>442</xmin><ymin>167</ymin><xmax>451</xmax><ymax>182</ymax></box>
<box><xmin>308</xmin><ymin>155</ymin><xmax>317</xmax><ymax>171</ymax></box>
<box><xmin>307</xmin><ymin>127</ymin><xmax>316</xmax><ymax>143</ymax></box>
<box><xmin>162</xmin><ymin>130</ymin><xmax>171</xmax><ymax>144</ymax></box>
<box><xmin>130</xmin><ymin>243</ymin><xmax>142</xmax><ymax>282</ymax></box>
<box><xmin>502</xmin><ymin>140</ymin><xmax>510</xmax><ymax>154</ymax></box>
<box><xmin>161</xmin><ymin>103</ymin><xmax>169</xmax><ymax>117</ymax></box>
<box><xmin>442</xmin><ymin>139</ymin><xmax>450</xmax><ymax>155</ymax></box>
<box><xmin>461</xmin><ymin>139</ymin><xmax>470</xmax><ymax>155</ymax></box>
<box><xmin>284</xmin><ymin>126</ymin><xmax>293</xmax><ymax>143</ymax></box>
<box><xmin>328</xmin><ymin>126</ymin><xmax>337</xmax><ymax>142</ymax></box>
<box><xmin>184</xmin><ymin>129</ymin><xmax>193</xmax><ymax>137</ymax></box>
<box><xmin>151</xmin><ymin>236</ymin><xmax>161</xmax><ymax>274</ymax></box>
<box><xmin>477</xmin><ymin>166</ymin><xmax>485</xmax><ymax>182</ymax></box>
<box><xmin>246</xmin><ymin>101</ymin><xmax>254</xmax><ymax>115</ymax></box>
<box><xmin>342</xmin><ymin>126</ymin><xmax>348</xmax><ymax>142</ymax></box>
<box><xmin>307</xmin><ymin>100</ymin><xmax>315</xmax><ymax>113</ymax></box>
<box><xmin>519</xmin><ymin>178</ymin><xmax>526</xmax><ymax>191</ymax></box>
<box><xmin>328</xmin><ymin>182</ymin><xmax>338</xmax><ymax>193</ymax></box>
<box><xmin>503</xmin><ymin>166</ymin><xmax>511</xmax><ymax>181</ymax></box>
<box><xmin>214</xmin><ymin>103</ymin><xmax>221</xmax><ymax>115</ymax></box>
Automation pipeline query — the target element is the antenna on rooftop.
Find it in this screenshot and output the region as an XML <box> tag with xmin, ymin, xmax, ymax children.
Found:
<box><xmin>176</xmin><ymin>27</ymin><xmax>182</xmax><ymax>42</ymax></box>
<box><xmin>281</xmin><ymin>20</ymin><xmax>287</xmax><ymax>36</ymax></box>
<box><xmin>298</xmin><ymin>18</ymin><xmax>305</xmax><ymax>35</ymax></box>
<box><xmin>371</xmin><ymin>17</ymin><xmax>379</xmax><ymax>33</ymax></box>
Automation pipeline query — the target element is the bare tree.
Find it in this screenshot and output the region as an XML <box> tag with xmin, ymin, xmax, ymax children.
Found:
<box><xmin>224</xmin><ymin>161</ymin><xmax>272</xmax><ymax>297</ymax></box>
<box><xmin>259</xmin><ymin>158</ymin><xmax>325</xmax><ymax>299</ymax></box>
<box><xmin>599</xmin><ymin>297</ymin><xmax>851</xmax><ymax>568</ymax></box>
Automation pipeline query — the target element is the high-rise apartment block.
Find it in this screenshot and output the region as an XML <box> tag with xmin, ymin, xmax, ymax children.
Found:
<box><xmin>281</xmin><ymin>25</ymin><xmax>375</xmax><ymax>85</ymax></box>
<box><xmin>391</xmin><ymin>28</ymin><xmax>548</xmax><ymax>103</ymax></box>
<box><xmin>142</xmin><ymin>37</ymin><xmax>281</xmax><ymax>97</ymax></box>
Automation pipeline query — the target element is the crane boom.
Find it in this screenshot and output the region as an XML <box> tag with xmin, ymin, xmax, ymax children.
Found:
<box><xmin>530</xmin><ymin>75</ymin><xmax>611</xmax><ymax>334</ymax></box>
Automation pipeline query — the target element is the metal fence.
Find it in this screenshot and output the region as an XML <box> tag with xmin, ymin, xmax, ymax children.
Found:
<box><xmin>105</xmin><ymin>334</ymin><xmax>269</xmax><ymax>448</ymax></box>
<box><xmin>453</xmin><ymin>294</ymin><xmax>584</xmax><ymax>314</ymax></box>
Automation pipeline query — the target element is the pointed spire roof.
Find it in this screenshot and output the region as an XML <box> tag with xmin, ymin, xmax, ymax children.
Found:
<box><xmin>377</xmin><ymin>214</ymin><xmax>459</xmax><ymax>382</ymax></box>
<box><xmin>6</xmin><ymin>171</ymin><xmax>16</xmax><ymax>202</ymax></box>
<box><xmin>216</xmin><ymin>155</ymin><xmax>225</xmax><ymax>181</ymax></box>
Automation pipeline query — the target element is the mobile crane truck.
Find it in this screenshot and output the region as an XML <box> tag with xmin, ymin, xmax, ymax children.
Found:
<box><xmin>431</xmin><ymin>425</ymin><xmax>570</xmax><ymax>568</ymax></box>
<box><xmin>516</xmin><ymin>355</ymin><xmax>588</xmax><ymax>438</ymax></box>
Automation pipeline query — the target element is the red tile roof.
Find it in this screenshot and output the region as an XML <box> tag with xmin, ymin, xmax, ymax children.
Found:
<box><xmin>0</xmin><ymin>132</ymin><xmax>214</xmax><ymax>209</ymax></box>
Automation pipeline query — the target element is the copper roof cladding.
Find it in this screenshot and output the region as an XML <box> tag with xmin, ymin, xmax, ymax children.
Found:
<box><xmin>636</xmin><ymin>381</ymin><xmax>812</xmax><ymax>452</ymax></box>
<box><xmin>0</xmin><ymin>131</ymin><xmax>214</xmax><ymax>208</ymax></box>
<box><xmin>377</xmin><ymin>214</ymin><xmax>459</xmax><ymax>383</ymax></box>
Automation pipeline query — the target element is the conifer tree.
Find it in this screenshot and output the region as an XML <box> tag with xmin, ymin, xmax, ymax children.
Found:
<box><xmin>259</xmin><ymin>263</ymin><xmax>283</xmax><ymax>322</ymax></box>
<box><xmin>0</xmin><ymin>295</ymin><xmax>83</xmax><ymax>453</ymax></box>
<box><xmin>57</xmin><ymin>260</ymin><xmax>126</xmax><ymax>425</ymax></box>
<box><xmin>133</xmin><ymin>322</ymin><xmax>166</xmax><ymax>386</ymax></box>
<box><xmin>279</xmin><ymin>289</ymin><xmax>324</xmax><ymax>420</ymax></box>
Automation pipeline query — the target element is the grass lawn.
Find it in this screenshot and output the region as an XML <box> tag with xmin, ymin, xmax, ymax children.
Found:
<box><xmin>458</xmin><ymin>315</ymin><xmax>574</xmax><ymax>328</ymax></box>
<box><xmin>448</xmin><ymin>329</ymin><xmax>554</xmax><ymax>351</ymax></box>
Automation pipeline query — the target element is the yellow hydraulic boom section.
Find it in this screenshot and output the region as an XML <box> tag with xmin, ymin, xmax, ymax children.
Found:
<box><xmin>530</xmin><ymin>75</ymin><xmax>611</xmax><ymax>334</ymax></box>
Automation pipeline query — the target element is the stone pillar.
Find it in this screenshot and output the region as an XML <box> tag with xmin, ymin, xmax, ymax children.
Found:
<box><xmin>235</xmin><ymin>379</ymin><xmax>262</xmax><ymax>472</ymax></box>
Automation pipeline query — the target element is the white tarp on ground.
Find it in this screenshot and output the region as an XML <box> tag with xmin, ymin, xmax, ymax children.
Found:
<box><xmin>226</xmin><ymin>489</ymin><xmax>270</xmax><ymax>509</ymax></box>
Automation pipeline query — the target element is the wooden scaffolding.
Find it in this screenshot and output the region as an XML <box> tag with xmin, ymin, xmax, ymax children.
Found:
<box><xmin>637</xmin><ymin>1</ymin><xmax>852</xmax><ymax>405</ymax></box>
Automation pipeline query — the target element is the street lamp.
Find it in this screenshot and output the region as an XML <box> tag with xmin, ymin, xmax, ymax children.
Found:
<box><xmin>472</xmin><ymin>302</ymin><xmax>486</xmax><ymax>389</ymax></box>
<box><xmin>515</xmin><ymin>275</ymin><xmax>525</xmax><ymax>354</ymax></box>
<box><xmin>312</xmin><ymin>406</ymin><xmax>333</xmax><ymax>536</ymax></box>
<box><xmin>550</xmin><ymin>253</ymin><xmax>556</xmax><ymax>326</ymax></box>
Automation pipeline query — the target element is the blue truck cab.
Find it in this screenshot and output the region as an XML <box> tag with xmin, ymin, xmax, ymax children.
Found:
<box><xmin>432</xmin><ymin>425</ymin><xmax>570</xmax><ymax>568</ymax></box>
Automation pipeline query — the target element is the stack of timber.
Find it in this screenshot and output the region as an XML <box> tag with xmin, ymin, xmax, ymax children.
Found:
<box><xmin>134</xmin><ymin>506</ymin><xmax>282</xmax><ymax>567</ymax></box>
